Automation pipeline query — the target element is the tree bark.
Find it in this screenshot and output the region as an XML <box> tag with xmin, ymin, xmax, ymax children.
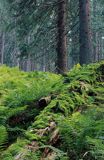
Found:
<box><xmin>79</xmin><ymin>0</ymin><xmax>92</xmax><ymax>65</ymax></box>
<box><xmin>0</xmin><ymin>32</ymin><xmax>5</xmax><ymax>65</ymax></box>
<box><xmin>92</xmin><ymin>0</ymin><xmax>97</xmax><ymax>62</ymax></box>
<box><xmin>56</xmin><ymin>0</ymin><xmax>67</xmax><ymax>74</ymax></box>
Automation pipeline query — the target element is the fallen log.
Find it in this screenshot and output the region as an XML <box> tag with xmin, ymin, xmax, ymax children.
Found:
<box><xmin>14</xmin><ymin>122</ymin><xmax>58</xmax><ymax>160</ymax></box>
<box><xmin>38</xmin><ymin>96</ymin><xmax>51</xmax><ymax>108</ymax></box>
<box><xmin>41</xmin><ymin>128</ymin><xmax>59</xmax><ymax>159</ymax></box>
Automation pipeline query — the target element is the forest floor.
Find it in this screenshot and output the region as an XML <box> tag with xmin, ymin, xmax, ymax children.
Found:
<box><xmin>0</xmin><ymin>61</ymin><xmax>104</xmax><ymax>160</ymax></box>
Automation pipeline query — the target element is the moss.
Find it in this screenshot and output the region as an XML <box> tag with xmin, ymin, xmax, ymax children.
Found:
<box><xmin>0</xmin><ymin>61</ymin><xmax>104</xmax><ymax>160</ymax></box>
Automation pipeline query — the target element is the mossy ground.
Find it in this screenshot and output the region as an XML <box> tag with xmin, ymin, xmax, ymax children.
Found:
<box><xmin>0</xmin><ymin>62</ymin><xmax>104</xmax><ymax>160</ymax></box>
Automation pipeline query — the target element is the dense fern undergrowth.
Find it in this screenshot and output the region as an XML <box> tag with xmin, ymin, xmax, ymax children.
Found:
<box><xmin>0</xmin><ymin>62</ymin><xmax>104</xmax><ymax>160</ymax></box>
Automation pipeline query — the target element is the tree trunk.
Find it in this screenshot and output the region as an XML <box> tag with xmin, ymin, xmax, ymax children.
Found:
<box><xmin>56</xmin><ymin>0</ymin><xmax>67</xmax><ymax>74</ymax></box>
<box><xmin>79</xmin><ymin>0</ymin><xmax>92</xmax><ymax>65</ymax></box>
<box><xmin>26</xmin><ymin>53</ymin><xmax>31</xmax><ymax>71</ymax></box>
<box><xmin>92</xmin><ymin>0</ymin><xmax>97</xmax><ymax>62</ymax></box>
<box><xmin>0</xmin><ymin>32</ymin><xmax>5</xmax><ymax>65</ymax></box>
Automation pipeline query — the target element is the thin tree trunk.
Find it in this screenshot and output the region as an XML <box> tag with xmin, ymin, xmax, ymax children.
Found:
<box><xmin>27</xmin><ymin>36</ymin><xmax>31</xmax><ymax>71</ymax></box>
<box><xmin>97</xmin><ymin>32</ymin><xmax>101</xmax><ymax>62</ymax></box>
<box><xmin>27</xmin><ymin>53</ymin><xmax>31</xmax><ymax>71</ymax></box>
<box><xmin>79</xmin><ymin>0</ymin><xmax>92</xmax><ymax>65</ymax></box>
<box><xmin>0</xmin><ymin>32</ymin><xmax>5</xmax><ymax>65</ymax></box>
<box><xmin>92</xmin><ymin>0</ymin><xmax>97</xmax><ymax>62</ymax></box>
<box><xmin>1</xmin><ymin>32</ymin><xmax>5</xmax><ymax>64</ymax></box>
<box><xmin>57</xmin><ymin>0</ymin><xmax>67</xmax><ymax>74</ymax></box>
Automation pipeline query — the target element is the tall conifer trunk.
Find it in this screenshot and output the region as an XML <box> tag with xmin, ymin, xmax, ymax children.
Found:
<box><xmin>92</xmin><ymin>0</ymin><xmax>97</xmax><ymax>61</ymax></box>
<box><xmin>79</xmin><ymin>0</ymin><xmax>92</xmax><ymax>65</ymax></box>
<box><xmin>57</xmin><ymin>0</ymin><xmax>67</xmax><ymax>74</ymax></box>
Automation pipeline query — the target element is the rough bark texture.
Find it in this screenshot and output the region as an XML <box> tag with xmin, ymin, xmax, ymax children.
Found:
<box><xmin>79</xmin><ymin>0</ymin><xmax>92</xmax><ymax>65</ymax></box>
<box><xmin>57</xmin><ymin>0</ymin><xmax>67</xmax><ymax>74</ymax></box>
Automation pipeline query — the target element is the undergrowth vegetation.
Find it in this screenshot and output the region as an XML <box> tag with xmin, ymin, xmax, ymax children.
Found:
<box><xmin>0</xmin><ymin>62</ymin><xmax>104</xmax><ymax>160</ymax></box>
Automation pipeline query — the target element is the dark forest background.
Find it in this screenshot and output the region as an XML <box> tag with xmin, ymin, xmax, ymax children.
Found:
<box><xmin>0</xmin><ymin>0</ymin><xmax>104</xmax><ymax>73</ymax></box>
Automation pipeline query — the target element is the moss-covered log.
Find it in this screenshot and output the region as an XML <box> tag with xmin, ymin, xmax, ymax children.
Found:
<box><xmin>38</xmin><ymin>96</ymin><xmax>51</xmax><ymax>108</ymax></box>
<box><xmin>0</xmin><ymin>61</ymin><xmax>104</xmax><ymax>160</ymax></box>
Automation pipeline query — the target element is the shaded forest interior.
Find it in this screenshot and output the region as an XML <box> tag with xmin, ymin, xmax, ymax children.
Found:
<box><xmin>0</xmin><ymin>0</ymin><xmax>104</xmax><ymax>160</ymax></box>
<box><xmin>0</xmin><ymin>0</ymin><xmax>104</xmax><ymax>73</ymax></box>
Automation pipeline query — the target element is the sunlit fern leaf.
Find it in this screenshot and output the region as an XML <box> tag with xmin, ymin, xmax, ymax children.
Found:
<box><xmin>0</xmin><ymin>125</ymin><xmax>8</xmax><ymax>151</ymax></box>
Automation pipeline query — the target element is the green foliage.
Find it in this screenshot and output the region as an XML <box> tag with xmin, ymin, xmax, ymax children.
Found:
<box><xmin>0</xmin><ymin>66</ymin><xmax>62</xmax><ymax>107</ymax></box>
<box><xmin>57</xmin><ymin>62</ymin><xmax>104</xmax><ymax>160</ymax></box>
<box><xmin>0</xmin><ymin>125</ymin><xmax>8</xmax><ymax>149</ymax></box>
<box><xmin>0</xmin><ymin>61</ymin><xmax>104</xmax><ymax>160</ymax></box>
<box><xmin>58</xmin><ymin>108</ymin><xmax>104</xmax><ymax>160</ymax></box>
<box><xmin>0</xmin><ymin>65</ymin><xmax>62</xmax><ymax>108</ymax></box>
<box><xmin>0</xmin><ymin>65</ymin><xmax>62</xmax><ymax>154</ymax></box>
